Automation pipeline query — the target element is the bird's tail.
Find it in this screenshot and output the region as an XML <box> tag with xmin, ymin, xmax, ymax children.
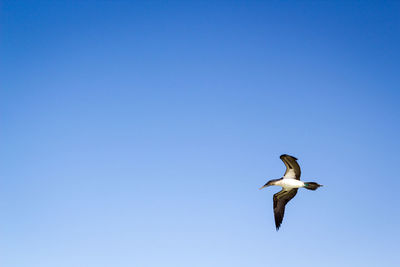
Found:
<box><xmin>304</xmin><ymin>182</ymin><xmax>323</xmax><ymax>190</ymax></box>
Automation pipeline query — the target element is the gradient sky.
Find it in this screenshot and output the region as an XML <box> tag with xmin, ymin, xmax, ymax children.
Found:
<box><xmin>1</xmin><ymin>1</ymin><xmax>400</xmax><ymax>266</ymax></box>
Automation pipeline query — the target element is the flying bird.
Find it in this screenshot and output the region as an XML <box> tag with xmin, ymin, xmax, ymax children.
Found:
<box><xmin>260</xmin><ymin>154</ymin><xmax>323</xmax><ymax>230</ymax></box>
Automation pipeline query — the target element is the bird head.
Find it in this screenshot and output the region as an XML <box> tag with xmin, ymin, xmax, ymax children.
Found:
<box><xmin>259</xmin><ymin>179</ymin><xmax>279</xmax><ymax>190</ymax></box>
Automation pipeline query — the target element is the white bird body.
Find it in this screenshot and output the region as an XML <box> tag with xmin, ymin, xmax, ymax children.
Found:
<box><xmin>275</xmin><ymin>178</ymin><xmax>304</xmax><ymax>190</ymax></box>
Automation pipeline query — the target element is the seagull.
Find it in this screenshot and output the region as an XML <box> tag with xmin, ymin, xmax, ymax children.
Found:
<box><xmin>259</xmin><ymin>154</ymin><xmax>323</xmax><ymax>230</ymax></box>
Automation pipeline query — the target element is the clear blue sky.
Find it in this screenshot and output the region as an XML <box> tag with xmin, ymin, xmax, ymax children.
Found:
<box><xmin>1</xmin><ymin>1</ymin><xmax>399</xmax><ymax>266</ymax></box>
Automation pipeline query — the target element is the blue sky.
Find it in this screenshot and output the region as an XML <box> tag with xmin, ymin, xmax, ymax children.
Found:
<box><xmin>1</xmin><ymin>1</ymin><xmax>399</xmax><ymax>266</ymax></box>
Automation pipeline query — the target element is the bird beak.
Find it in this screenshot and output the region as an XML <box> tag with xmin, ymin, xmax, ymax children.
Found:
<box><xmin>259</xmin><ymin>184</ymin><xmax>269</xmax><ymax>190</ymax></box>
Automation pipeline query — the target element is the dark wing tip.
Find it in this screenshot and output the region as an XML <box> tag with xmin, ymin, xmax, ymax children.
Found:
<box><xmin>280</xmin><ymin>154</ymin><xmax>298</xmax><ymax>161</ymax></box>
<box><xmin>274</xmin><ymin>214</ymin><xmax>282</xmax><ymax>231</ymax></box>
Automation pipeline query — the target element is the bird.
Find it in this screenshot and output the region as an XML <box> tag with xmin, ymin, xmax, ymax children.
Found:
<box><xmin>259</xmin><ymin>154</ymin><xmax>323</xmax><ymax>230</ymax></box>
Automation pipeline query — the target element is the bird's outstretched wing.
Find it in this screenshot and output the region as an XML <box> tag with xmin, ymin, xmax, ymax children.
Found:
<box><xmin>280</xmin><ymin>154</ymin><xmax>301</xmax><ymax>180</ymax></box>
<box><xmin>273</xmin><ymin>189</ymin><xmax>298</xmax><ymax>230</ymax></box>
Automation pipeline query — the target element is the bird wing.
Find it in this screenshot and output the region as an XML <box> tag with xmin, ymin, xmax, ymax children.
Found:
<box><xmin>273</xmin><ymin>189</ymin><xmax>298</xmax><ymax>230</ymax></box>
<box><xmin>280</xmin><ymin>154</ymin><xmax>301</xmax><ymax>180</ymax></box>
